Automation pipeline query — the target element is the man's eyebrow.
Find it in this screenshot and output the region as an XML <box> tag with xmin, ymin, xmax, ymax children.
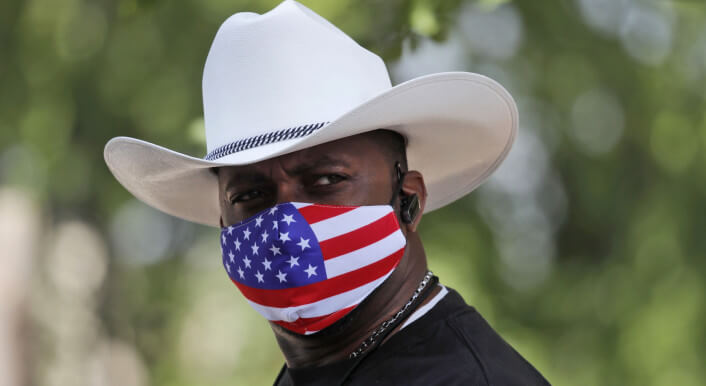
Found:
<box><xmin>223</xmin><ymin>155</ymin><xmax>350</xmax><ymax>190</ymax></box>
<box><xmin>287</xmin><ymin>155</ymin><xmax>350</xmax><ymax>175</ymax></box>
<box><xmin>224</xmin><ymin>171</ymin><xmax>270</xmax><ymax>190</ymax></box>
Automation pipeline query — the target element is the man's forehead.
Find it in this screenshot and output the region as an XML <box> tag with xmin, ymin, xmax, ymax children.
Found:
<box><xmin>218</xmin><ymin>132</ymin><xmax>391</xmax><ymax>178</ymax></box>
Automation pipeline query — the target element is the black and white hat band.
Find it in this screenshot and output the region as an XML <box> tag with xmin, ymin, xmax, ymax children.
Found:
<box><xmin>204</xmin><ymin>122</ymin><xmax>328</xmax><ymax>161</ymax></box>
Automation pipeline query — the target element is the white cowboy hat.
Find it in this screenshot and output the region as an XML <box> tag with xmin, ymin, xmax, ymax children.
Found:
<box><xmin>104</xmin><ymin>0</ymin><xmax>518</xmax><ymax>227</ymax></box>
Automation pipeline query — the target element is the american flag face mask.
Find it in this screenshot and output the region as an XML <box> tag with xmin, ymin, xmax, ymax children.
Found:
<box><xmin>220</xmin><ymin>202</ymin><xmax>407</xmax><ymax>335</ymax></box>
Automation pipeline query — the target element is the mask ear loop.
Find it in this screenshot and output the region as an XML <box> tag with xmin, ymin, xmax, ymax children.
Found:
<box><xmin>388</xmin><ymin>162</ymin><xmax>405</xmax><ymax>207</ymax></box>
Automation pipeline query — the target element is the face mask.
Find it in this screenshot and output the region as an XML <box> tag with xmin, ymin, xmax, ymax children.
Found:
<box><xmin>220</xmin><ymin>202</ymin><xmax>407</xmax><ymax>335</ymax></box>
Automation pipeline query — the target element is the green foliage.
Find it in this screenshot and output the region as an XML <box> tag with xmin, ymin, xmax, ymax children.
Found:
<box><xmin>1</xmin><ymin>0</ymin><xmax>704</xmax><ymax>385</ymax></box>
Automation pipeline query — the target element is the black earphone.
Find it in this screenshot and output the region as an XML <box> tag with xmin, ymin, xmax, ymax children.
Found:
<box><xmin>399</xmin><ymin>192</ymin><xmax>420</xmax><ymax>224</ymax></box>
<box><xmin>393</xmin><ymin>162</ymin><xmax>420</xmax><ymax>224</ymax></box>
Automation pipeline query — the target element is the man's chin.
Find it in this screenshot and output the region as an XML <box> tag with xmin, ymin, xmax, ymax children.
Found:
<box><xmin>271</xmin><ymin>302</ymin><xmax>365</xmax><ymax>340</ymax></box>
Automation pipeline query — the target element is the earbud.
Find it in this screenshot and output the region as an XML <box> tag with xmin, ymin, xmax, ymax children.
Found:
<box><xmin>400</xmin><ymin>193</ymin><xmax>420</xmax><ymax>224</ymax></box>
<box><xmin>391</xmin><ymin>161</ymin><xmax>420</xmax><ymax>225</ymax></box>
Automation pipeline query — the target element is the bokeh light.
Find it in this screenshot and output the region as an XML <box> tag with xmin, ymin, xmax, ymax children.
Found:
<box><xmin>1</xmin><ymin>0</ymin><xmax>704</xmax><ymax>385</ymax></box>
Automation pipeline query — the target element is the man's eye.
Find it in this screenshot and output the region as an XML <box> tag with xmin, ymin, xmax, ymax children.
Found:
<box><xmin>230</xmin><ymin>190</ymin><xmax>262</xmax><ymax>203</ymax></box>
<box><xmin>313</xmin><ymin>174</ymin><xmax>345</xmax><ymax>186</ymax></box>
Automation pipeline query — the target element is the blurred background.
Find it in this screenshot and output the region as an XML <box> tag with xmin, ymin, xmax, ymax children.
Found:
<box><xmin>1</xmin><ymin>0</ymin><xmax>705</xmax><ymax>384</ymax></box>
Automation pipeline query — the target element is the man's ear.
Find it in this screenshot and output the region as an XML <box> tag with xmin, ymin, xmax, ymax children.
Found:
<box><xmin>400</xmin><ymin>170</ymin><xmax>427</xmax><ymax>233</ymax></box>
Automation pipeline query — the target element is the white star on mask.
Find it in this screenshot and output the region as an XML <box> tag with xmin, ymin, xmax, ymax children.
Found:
<box><xmin>297</xmin><ymin>237</ymin><xmax>311</xmax><ymax>251</ymax></box>
<box><xmin>305</xmin><ymin>264</ymin><xmax>318</xmax><ymax>278</ymax></box>
<box><xmin>281</xmin><ymin>213</ymin><xmax>296</xmax><ymax>225</ymax></box>
<box><xmin>287</xmin><ymin>255</ymin><xmax>300</xmax><ymax>268</ymax></box>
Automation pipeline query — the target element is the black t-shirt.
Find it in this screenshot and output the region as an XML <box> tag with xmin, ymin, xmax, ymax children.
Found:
<box><xmin>274</xmin><ymin>287</ymin><xmax>550</xmax><ymax>385</ymax></box>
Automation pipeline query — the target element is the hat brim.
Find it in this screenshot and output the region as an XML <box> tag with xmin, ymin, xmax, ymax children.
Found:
<box><xmin>104</xmin><ymin>72</ymin><xmax>518</xmax><ymax>227</ymax></box>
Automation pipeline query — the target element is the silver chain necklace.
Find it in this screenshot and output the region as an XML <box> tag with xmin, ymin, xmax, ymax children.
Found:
<box><xmin>349</xmin><ymin>270</ymin><xmax>435</xmax><ymax>359</ymax></box>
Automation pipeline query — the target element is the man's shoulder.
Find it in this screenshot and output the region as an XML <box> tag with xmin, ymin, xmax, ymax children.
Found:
<box><xmin>356</xmin><ymin>287</ymin><xmax>550</xmax><ymax>385</ymax></box>
<box><xmin>441</xmin><ymin>290</ymin><xmax>550</xmax><ymax>385</ymax></box>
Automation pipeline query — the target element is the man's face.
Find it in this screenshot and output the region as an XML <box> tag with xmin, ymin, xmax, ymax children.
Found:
<box><xmin>218</xmin><ymin>132</ymin><xmax>397</xmax><ymax>226</ymax></box>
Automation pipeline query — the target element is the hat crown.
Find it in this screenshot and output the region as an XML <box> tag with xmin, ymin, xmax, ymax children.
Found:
<box><xmin>202</xmin><ymin>0</ymin><xmax>392</xmax><ymax>153</ymax></box>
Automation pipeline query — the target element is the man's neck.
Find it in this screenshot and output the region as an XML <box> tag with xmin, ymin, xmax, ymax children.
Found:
<box><xmin>272</xmin><ymin>235</ymin><xmax>431</xmax><ymax>368</ymax></box>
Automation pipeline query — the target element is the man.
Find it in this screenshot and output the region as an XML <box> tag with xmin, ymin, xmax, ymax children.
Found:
<box><xmin>104</xmin><ymin>1</ymin><xmax>550</xmax><ymax>384</ymax></box>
